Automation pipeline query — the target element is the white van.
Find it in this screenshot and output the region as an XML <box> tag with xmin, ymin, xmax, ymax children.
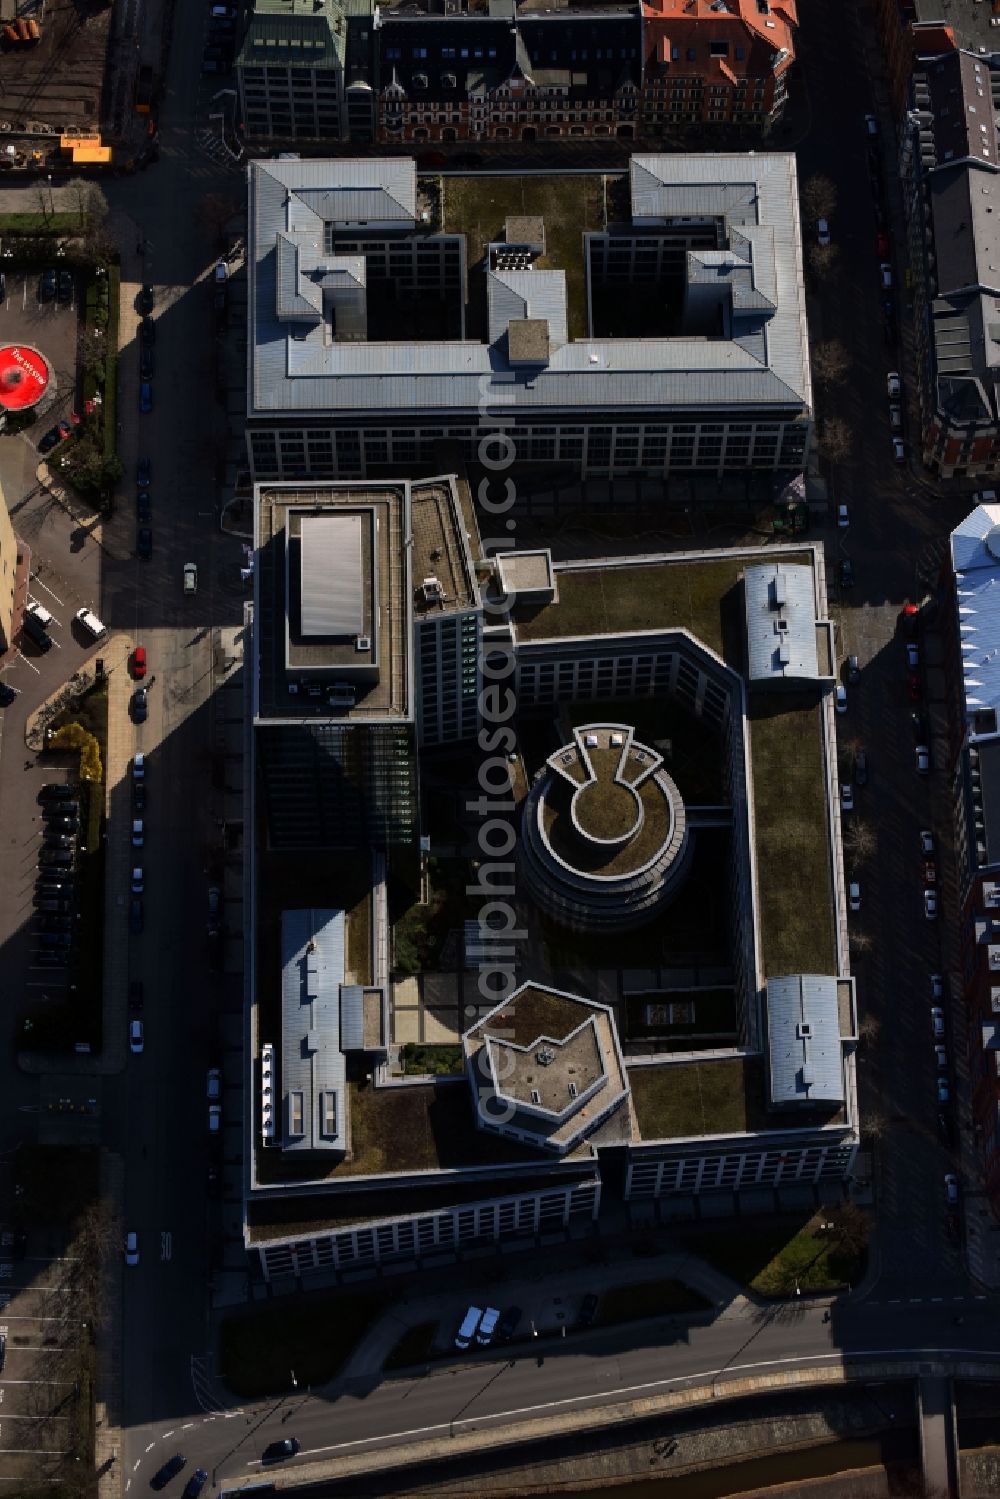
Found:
<box><xmin>25</xmin><ymin>600</ymin><xmax>53</xmax><ymax>628</ymax></box>
<box><xmin>476</xmin><ymin>1307</ymin><xmax>501</xmax><ymax>1347</ymax></box>
<box><xmin>454</xmin><ymin>1306</ymin><xmax>483</xmax><ymax>1350</ymax></box>
<box><xmin>75</xmin><ymin>606</ymin><xmax>107</xmax><ymax>641</ymax></box>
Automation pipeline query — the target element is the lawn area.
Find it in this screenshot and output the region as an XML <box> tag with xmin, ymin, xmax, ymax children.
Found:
<box><xmin>749</xmin><ymin>690</ymin><xmax>836</xmax><ymax>978</ymax></box>
<box><xmin>400</xmin><ymin>1043</ymin><xmax>464</xmax><ymax>1076</ymax></box>
<box><xmin>514</xmin><ymin>557</ymin><xmax>746</xmax><ymax>658</ymax></box>
<box><xmin>220</xmin><ymin>1290</ymin><xmax>388</xmax><ymax>1396</ymax></box>
<box><xmin>0</xmin><ymin>213</ymin><xmax>79</xmax><ymax>233</ymax></box>
<box><xmin>391</xmin><ymin>855</ymin><xmax>479</xmax><ymax>975</ymax></box>
<box><xmin>630</xmin><ymin>1056</ymin><xmax>770</xmax><ymax>1140</ymax></box>
<box><xmin>442</xmin><ymin>173</ymin><xmax>608</xmax><ymax>341</ymax></box>
<box><xmin>679</xmin><ymin>1210</ymin><xmax>868</xmax><ymax>1298</ymax></box>
<box><xmin>595</xmin><ymin>1279</ymin><xmax>711</xmax><ymax>1328</ymax></box>
<box><xmin>346</xmin><ymin>888</ymin><xmax>371</xmax><ymax>983</ymax></box>
<box><xmin>345</xmin><ymin>1075</ymin><xmax>527</xmax><ymax>1175</ymax></box>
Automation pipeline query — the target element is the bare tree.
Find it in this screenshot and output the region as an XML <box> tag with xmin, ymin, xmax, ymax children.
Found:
<box><xmin>858</xmin><ymin>1012</ymin><xmax>881</xmax><ymax>1048</ymax></box>
<box><xmin>812</xmin><ymin>338</ymin><xmax>851</xmax><ymax>388</ymax></box>
<box><xmin>827</xmin><ymin>1200</ymin><xmax>870</xmax><ymax>1257</ymax></box>
<box><xmin>78</xmin><ymin>325</ymin><xmax>105</xmax><ymax>380</ymax></box>
<box><xmin>819</xmin><ymin>417</ymin><xmax>852</xmax><ymax>465</ymax></box>
<box><xmin>197</xmin><ymin>191</ymin><xmax>242</xmax><ymax>248</ymax></box>
<box><xmin>801</xmin><ymin>173</ymin><xmax>838</xmax><ymax>223</ymax></box>
<box><xmin>844</xmin><ymin>819</ymin><xmax>877</xmax><ymax>868</ymax></box>
<box><xmin>861</xmin><ymin>1105</ymin><xmax>888</xmax><ymax>1142</ymax></box>
<box><xmin>849</xmin><ymin>929</ymin><xmax>873</xmax><ymax>955</ymax></box>
<box><xmin>65</xmin><ymin>178</ymin><xmax>108</xmax><ymax>233</ymax></box>
<box><xmin>807</xmin><ymin>242</ymin><xmax>841</xmax><ymax>281</ymax></box>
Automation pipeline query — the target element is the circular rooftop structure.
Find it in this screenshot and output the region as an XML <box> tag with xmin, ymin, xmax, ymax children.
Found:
<box><xmin>519</xmin><ymin>723</ymin><xmax>693</xmax><ymax>932</ymax></box>
<box><xmin>0</xmin><ymin>345</ymin><xmax>50</xmax><ymax>411</ymax></box>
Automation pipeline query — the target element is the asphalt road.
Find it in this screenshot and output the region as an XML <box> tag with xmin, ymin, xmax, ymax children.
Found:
<box><xmin>126</xmin><ymin>1299</ymin><xmax>1000</xmax><ymax>1489</ymax></box>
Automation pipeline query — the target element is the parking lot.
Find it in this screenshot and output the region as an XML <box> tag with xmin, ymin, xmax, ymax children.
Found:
<box><xmin>0</xmin><ymin>269</ymin><xmax>80</xmax><ymax>436</ymax></box>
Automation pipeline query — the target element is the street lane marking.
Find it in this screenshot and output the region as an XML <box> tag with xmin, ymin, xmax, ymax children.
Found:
<box><xmin>277</xmin><ymin>1346</ymin><xmax>1000</xmax><ymax>1464</ymax></box>
<box><xmin>145</xmin><ymin>1442</ymin><xmax>154</xmax><ymax>1452</ymax></box>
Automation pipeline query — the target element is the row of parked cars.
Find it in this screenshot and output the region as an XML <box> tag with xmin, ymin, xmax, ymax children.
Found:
<box><xmin>33</xmin><ymin>784</ymin><xmax>82</xmax><ymax>968</ymax></box>
<box><xmin>454</xmin><ymin>1294</ymin><xmax>598</xmax><ymax>1350</ymax></box>
<box><xmin>128</xmin><ymin>756</ymin><xmax>147</xmax><ymax>1055</ymax></box>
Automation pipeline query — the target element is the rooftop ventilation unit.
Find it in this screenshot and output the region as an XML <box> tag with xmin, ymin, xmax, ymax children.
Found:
<box><xmin>422</xmin><ymin>576</ymin><xmax>443</xmax><ymax>601</ymax></box>
<box><xmin>536</xmin><ymin>1046</ymin><xmax>556</xmax><ymax>1066</ymax></box>
<box><xmin>568</xmin><ymin>1080</ymin><xmax>578</xmax><ymax>1098</ymax></box>
<box><xmin>530</xmin><ymin>1089</ymin><xmax>541</xmax><ymax>1104</ymax></box>
<box><xmin>355</xmin><ymin>635</ymin><xmax>371</xmax><ymax>652</ymax></box>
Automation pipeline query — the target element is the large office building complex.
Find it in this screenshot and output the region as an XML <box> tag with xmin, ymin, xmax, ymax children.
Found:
<box><xmin>245</xmin><ymin>153</ymin><xmax>813</xmax><ymax>484</ymax></box>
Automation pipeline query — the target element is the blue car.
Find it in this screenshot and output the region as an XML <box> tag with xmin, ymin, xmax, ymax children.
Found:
<box><xmin>139</xmin><ymin>381</ymin><xmax>153</xmax><ymax>413</ymax></box>
<box><xmin>182</xmin><ymin>1472</ymin><xmax>209</xmax><ymax>1499</ymax></box>
<box><xmin>137</xmin><ymin>492</ymin><xmax>151</xmax><ymax>523</ymax></box>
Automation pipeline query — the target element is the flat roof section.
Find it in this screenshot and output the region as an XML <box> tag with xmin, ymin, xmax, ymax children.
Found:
<box><xmin>256</xmin><ymin>483</ymin><xmax>412</xmax><ymax>722</ymax></box>
<box><xmin>299</xmin><ymin>513</ymin><xmax>365</xmax><ymax>639</ymax></box>
<box><xmin>410</xmin><ymin>477</ymin><xmax>480</xmax><ymax>618</ymax></box>
<box><xmin>280</xmin><ymin>908</ymin><xmax>347</xmax><ymax>1153</ymax></box>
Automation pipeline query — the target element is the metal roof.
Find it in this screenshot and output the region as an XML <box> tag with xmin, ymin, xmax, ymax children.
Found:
<box><xmin>743</xmin><ymin>562</ymin><xmax>819</xmax><ymax>683</ymax></box>
<box><xmin>765</xmin><ymin>975</ymin><xmax>844</xmax><ymax>1106</ymax></box>
<box><xmin>950</xmin><ymin>504</ymin><xmax>1000</xmax><ymax>868</ymax></box>
<box><xmin>300</xmin><ymin>513</ymin><xmax>364</xmax><ymax>638</ymax></box>
<box><xmin>486</xmin><ymin>268</ymin><xmax>568</xmax><ymax>351</ymax></box>
<box><xmin>248</xmin><ymin>154</ymin><xmax>812</xmax><ymax>419</ymax></box>
<box><xmin>339</xmin><ymin>983</ymin><xmax>366</xmax><ymax>1051</ymax></box>
<box><xmin>280</xmin><ymin>909</ymin><xmax>347</xmax><ymax>1152</ymax></box>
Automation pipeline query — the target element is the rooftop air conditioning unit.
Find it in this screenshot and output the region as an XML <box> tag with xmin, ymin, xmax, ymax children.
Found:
<box><xmin>355</xmin><ymin>635</ymin><xmax>371</xmax><ymax>651</ymax></box>
<box><xmin>422</xmin><ymin>576</ymin><xmax>443</xmax><ymax>600</ymax></box>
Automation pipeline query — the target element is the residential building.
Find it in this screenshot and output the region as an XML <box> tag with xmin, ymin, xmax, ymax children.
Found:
<box><xmin>641</xmin><ymin>0</ymin><xmax>797</xmax><ymax>137</ymax></box>
<box><xmin>902</xmin><ymin>49</ymin><xmax>1000</xmax><ymax>478</ymax></box>
<box><xmin>0</xmin><ymin>480</ymin><xmax>16</xmax><ymax>653</ymax></box>
<box><xmin>246</xmin><ymin>153</ymin><xmax>813</xmax><ymax>483</ymax></box>
<box><xmin>237</xmin><ymin>0</ymin><xmax>356</xmax><ymax>142</ymax></box>
<box><xmin>871</xmin><ymin>0</ymin><xmax>997</xmax><ymax>116</ymax></box>
<box><xmin>375</xmin><ymin>0</ymin><xmax>641</xmax><ymax>146</ymax></box>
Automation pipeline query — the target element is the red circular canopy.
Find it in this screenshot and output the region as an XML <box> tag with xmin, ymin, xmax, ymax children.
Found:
<box><xmin>0</xmin><ymin>345</ymin><xmax>50</xmax><ymax>410</ymax></box>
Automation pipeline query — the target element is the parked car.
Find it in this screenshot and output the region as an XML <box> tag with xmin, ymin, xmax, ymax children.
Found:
<box><xmin>133</xmin><ymin>782</ymin><xmax>146</xmax><ymax>812</ymax></box>
<box><xmin>139</xmin><ymin>345</ymin><xmax>154</xmax><ymax>380</ymax></box>
<box><xmin>925</xmin><ymin>889</ymin><xmax>938</xmax><ymax>920</ymax></box>
<box><xmin>39</xmin><ymin>267</ymin><xmax>57</xmax><ymax>301</ymax></box>
<box><xmin>140</xmin><ymin>316</ymin><xmax>155</xmax><ymax>346</ymax></box>
<box><xmin>21</xmin><ymin>612</ymin><xmax>52</xmax><ymax>650</ymax></box>
<box><xmin>839</xmin><ymin>558</ymin><xmax>854</xmax><ymax>589</ymax></box>
<box><xmin>841</xmin><ymin>782</ymin><xmax>854</xmax><ymax>813</ymax></box>
<box><xmin>944</xmin><ymin>1173</ymin><xmax>959</xmax><ymax>1206</ymax></box>
<box><xmin>131</xmin><ymin>867</ymin><xmax>144</xmax><ymax>895</ymax></box>
<box><xmin>131</xmin><ymin>645</ymin><xmax>147</xmax><ymax>679</ymax></box>
<box><xmin>892</xmin><ymin>437</ymin><xmax>906</xmax><ymax>463</ymax></box>
<box><xmin>57</xmin><ymin>269</ymin><xmax>73</xmax><ymax>303</ymax></box>
<box><xmin>39</xmin><ymin>848</ymin><xmax>74</xmax><ymax>867</ymax></box>
<box><xmin>835</xmin><ymin>684</ymin><xmax>847</xmax><ymax>714</ymax></box>
<box><xmin>37</xmin><ymin>424</ymin><xmax>63</xmax><ymax>455</ymax></box>
<box><xmin>578</xmin><ymin>1292</ymin><xmax>599</xmax><ymax>1328</ymax></box>
<box><xmin>934</xmin><ymin>1043</ymin><xmax>948</xmax><ymax>1070</ymax></box>
<box><xmin>45</xmin><ymin>817</ymin><xmax>78</xmax><ymax>833</ymax></box>
<box><xmin>131</xmin><ymin>818</ymin><xmax>144</xmax><ymax>847</ymax></box>
<box><xmin>837</xmin><ymin>503</ymin><xmax>849</xmax><ymax>529</ymax></box>
<box><xmin>150</xmin><ymin>1455</ymin><xmax>186</xmax><ymax>1491</ymax></box>
<box><xmin>854</xmin><ymin>748</ymin><xmax>868</xmax><ymax>785</ymax></box>
<box><xmin>876</xmin><ymin>231</ymin><xmax>890</xmax><ymax>257</ymax></box>
<box><xmin>889</xmin><ymin>404</ymin><xmax>902</xmax><ymax>430</ymax></box>
<box><xmin>129</xmin><ymin>1019</ymin><xmax>144</xmax><ymax>1054</ymax></box>
<box><xmin>137</xmin><ymin>492</ymin><xmax>151</xmax><ymax>524</ymax></box>
<box><xmin>938</xmin><ymin>1076</ymin><xmax>951</xmax><ymax>1104</ymax></box>
<box><xmin>38</xmin><ymin>785</ymin><xmax>75</xmax><ymax>804</ymax></box>
<box><xmin>911</xmin><ymin>711</ymin><xmax>927</xmax><ymax>740</ymax></box>
<box><xmin>817</xmin><ymin>218</ymin><xmax>831</xmax><ymax>246</ymax></box>
<box><xmin>887</xmin><ymin>370</ymin><xmax>901</xmax><ymax>398</ymax></box>
<box><xmin>42</xmin><ymin>802</ymin><xmax>78</xmax><ymax>819</ymax></box>
<box><xmin>900</xmin><ymin>602</ymin><xmax>920</xmax><ymax>635</ymax></box>
<box><xmin>208</xmin><ymin>1103</ymin><xmax>221</xmax><ymax>1132</ymax></box>
<box><xmin>906</xmin><ymin>643</ymin><xmax>919</xmax><ymax>669</ymax></box>
<box><xmin>184</xmin><ymin>562</ymin><xmax>198</xmax><ymax>595</ymax></box>
<box><xmin>207</xmin><ymin>1067</ymin><xmax>221</xmax><ymax>1100</ymax></box>
<box><xmin>931</xmin><ymin>1006</ymin><xmax>945</xmax><ymax>1039</ymax></box>
<box><xmin>880</xmin><ymin>262</ymin><xmax>893</xmax><ymax>289</ymax></box>
<box><xmin>124</xmin><ymin>1231</ymin><xmax>139</xmax><ymax>1266</ymax></box>
<box><xmin>132</xmin><ymin>687</ymin><xmax>148</xmax><ymax>723</ymax></box>
<box><xmin>849</xmin><ymin>881</ymin><xmax>861</xmax><ymax>912</ymax></box>
<box><xmin>865</xmin><ymin>113</ymin><xmax>878</xmax><ymax>136</ymax></box>
<box><xmin>137</xmin><ymin>456</ymin><xmax>151</xmax><ymax>487</ymax></box>
<box><xmin>137</xmin><ymin>284</ymin><xmax>155</xmax><ymax>316</ymax></box>
<box><xmin>139</xmin><ymin>381</ymin><xmax>153</xmax><ymax>414</ymax></box>
<box><xmin>44</xmin><ymin>833</ymin><xmax>76</xmax><ymax>849</ymax></box>
<box><xmin>497</xmin><ymin>1306</ymin><xmax>522</xmax><ymax>1342</ymax></box>
<box><xmin>924</xmin><ymin>859</ymin><xmax>937</xmax><ymax>884</ymax></box>
<box><xmin>183</xmin><ymin>1472</ymin><xmax>209</xmax><ymax>1499</ymax></box>
<box><xmin>920</xmin><ymin>830</ymin><xmax>935</xmax><ymax>856</ymax></box>
<box><xmin>847</xmin><ymin>654</ymin><xmax>860</xmax><ymax>684</ymax></box>
<box><xmin>931</xmin><ymin>973</ymin><xmax>944</xmax><ymax>999</ymax></box>
<box><xmin>137</xmin><ymin>526</ymin><xmax>152</xmax><ymax>559</ymax></box>
<box><xmin>916</xmin><ymin>744</ymin><xmax>930</xmax><ymax>774</ymax></box>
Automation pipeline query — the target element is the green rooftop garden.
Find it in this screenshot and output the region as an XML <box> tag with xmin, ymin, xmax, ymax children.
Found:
<box><xmin>442</xmin><ymin>173</ymin><xmax>608</xmax><ymax>341</ymax></box>
<box><xmin>750</xmin><ymin>690</ymin><xmax>836</xmax><ymax>977</ymax></box>
<box><xmin>630</xmin><ymin>1056</ymin><xmax>769</xmax><ymax>1140</ymax></box>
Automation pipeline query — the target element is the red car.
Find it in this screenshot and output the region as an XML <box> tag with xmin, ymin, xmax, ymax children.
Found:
<box><xmin>924</xmin><ymin>859</ymin><xmax>937</xmax><ymax>885</ymax></box>
<box><xmin>131</xmin><ymin>645</ymin><xmax>147</xmax><ymax>679</ymax></box>
<box><xmin>876</xmin><ymin>231</ymin><xmax>890</xmax><ymax>258</ymax></box>
<box><xmin>907</xmin><ymin>671</ymin><xmax>922</xmax><ymax>700</ymax></box>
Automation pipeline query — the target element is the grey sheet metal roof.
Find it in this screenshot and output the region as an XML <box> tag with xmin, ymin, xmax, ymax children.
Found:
<box><xmin>766</xmin><ymin>975</ymin><xmax>844</xmax><ymax>1106</ymax></box>
<box><xmin>339</xmin><ymin>984</ymin><xmax>365</xmax><ymax>1051</ymax></box>
<box><xmin>744</xmin><ymin>562</ymin><xmax>819</xmax><ymax>683</ymax></box>
<box><xmin>487</xmin><ymin>268</ymin><xmax>568</xmax><ymax>351</ymax></box>
<box><xmin>248</xmin><ymin>154</ymin><xmax>811</xmax><ymax>418</ymax></box>
<box><xmin>300</xmin><ymin>513</ymin><xmax>364</xmax><ymax>638</ymax></box>
<box><xmin>238</xmin><ymin>0</ymin><xmax>346</xmax><ymax>71</ymax></box>
<box><xmin>280</xmin><ymin>908</ymin><xmax>347</xmax><ymax>1152</ymax></box>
